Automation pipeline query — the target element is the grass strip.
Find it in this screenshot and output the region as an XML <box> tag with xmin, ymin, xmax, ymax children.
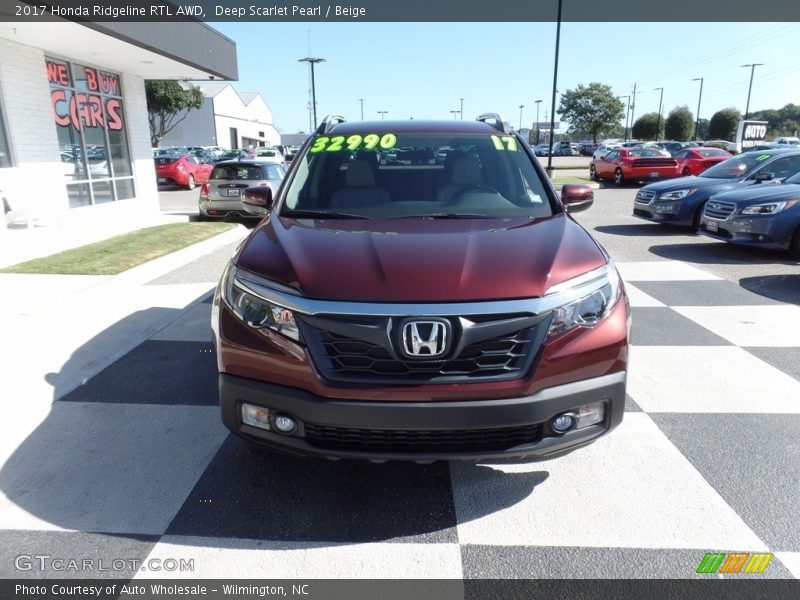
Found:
<box><xmin>1</xmin><ymin>222</ymin><xmax>236</xmax><ymax>275</ymax></box>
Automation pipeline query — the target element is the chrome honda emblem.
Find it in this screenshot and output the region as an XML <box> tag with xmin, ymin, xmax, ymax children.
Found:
<box><xmin>401</xmin><ymin>320</ymin><xmax>448</xmax><ymax>358</ymax></box>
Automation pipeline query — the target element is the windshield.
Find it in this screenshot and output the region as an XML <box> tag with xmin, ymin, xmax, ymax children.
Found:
<box><xmin>279</xmin><ymin>132</ymin><xmax>554</xmax><ymax>219</ymax></box>
<box><xmin>700</xmin><ymin>153</ymin><xmax>768</xmax><ymax>179</ymax></box>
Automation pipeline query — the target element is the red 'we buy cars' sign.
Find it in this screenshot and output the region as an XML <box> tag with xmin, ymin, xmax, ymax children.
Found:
<box><xmin>47</xmin><ymin>59</ymin><xmax>123</xmax><ymax>131</ymax></box>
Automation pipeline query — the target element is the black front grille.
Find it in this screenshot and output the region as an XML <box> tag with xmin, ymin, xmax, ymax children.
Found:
<box><xmin>320</xmin><ymin>329</ymin><xmax>530</xmax><ymax>378</ymax></box>
<box><xmin>703</xmin><ymin>201</ymin><xmax>736</xmax><ymax>220</ymax></box>
<box><xmin>304</xmin><ymin>422</ymin><xmax>544</xmax><ymax>453</ymax></box>
<box><xmin>298</xmin><ymin>313</ymin><xmax>548</xmax><ymax>384</ymax></box>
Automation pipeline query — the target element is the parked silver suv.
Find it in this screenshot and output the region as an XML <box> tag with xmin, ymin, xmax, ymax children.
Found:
<box><xmin>198</xmin><ymin>160</ymin><xmax>286</xmax><ymax>219</ymax></box>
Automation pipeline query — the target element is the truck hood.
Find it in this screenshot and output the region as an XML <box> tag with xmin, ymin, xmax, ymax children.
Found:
<box><xmin>710</xmin><ymin>183</ymin><xmax>800</xmax><ymax>205</ymax></box>
<box><xmin>234</xmin><ymin>214</ymin><xmax>607</xmax><ymax>302</ymax></box>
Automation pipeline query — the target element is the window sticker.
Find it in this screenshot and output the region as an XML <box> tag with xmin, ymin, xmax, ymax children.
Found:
<box><xmin>309</xmin><ymin>133</ymin><xmax>397</xmax><ymax>153</ymax></box>
<box><xmin>490</xmin><ymin>135</ymin><xmax>519</xmax><ymax>151</ymax></box>
<box><xmin>755</xmin><ymin>154</ymin><xmax>770</xmax><ymax>161</ymax></box>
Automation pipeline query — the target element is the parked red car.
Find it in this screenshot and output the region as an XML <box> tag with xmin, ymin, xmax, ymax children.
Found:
<box><xmin>154</xmin><ymin>152</ymin><xmax>213</xmax><ymax>190</ymax></box>
<box><xmin>674</xmin><ymin>147</ymin><xmax>733</xmax><ymax>177</ymax></box>
<box><xmin>590</xmin><ymin>147</ymin><xmax>680</xmax><ymax>186</ymax></box>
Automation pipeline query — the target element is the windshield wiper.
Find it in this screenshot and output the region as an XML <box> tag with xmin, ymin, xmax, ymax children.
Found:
<box><xmin>280</xmin><ymin>209</ymin><xmax>371</xmax><ymax>220</ymax></box>
<box><xmin>389</xmin><ymin>213</ymin><xmax>489</xmax><ymax>219</ymax></box>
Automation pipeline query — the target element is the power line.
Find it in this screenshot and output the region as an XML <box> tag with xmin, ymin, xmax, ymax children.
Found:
<box><xmin>632</xmin><ymin>23</ymin><xmax>798</xmax><ymax>88</ymax></box>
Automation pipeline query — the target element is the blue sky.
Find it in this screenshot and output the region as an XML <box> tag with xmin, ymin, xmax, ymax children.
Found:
<box><xmin>211</xmin><ymin>21</ymin><xmax>800</xmax><ymax>134</ymax></box>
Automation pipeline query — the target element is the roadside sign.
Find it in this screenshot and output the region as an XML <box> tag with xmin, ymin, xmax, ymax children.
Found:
<box><xmin>736</xmin><ymin>120</ymin><xmax>768</xmax><ymax>152</ymax></box>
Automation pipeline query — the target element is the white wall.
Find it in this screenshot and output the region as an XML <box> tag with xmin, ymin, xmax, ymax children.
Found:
<box><xmin>212</xmin><ymin>86</ymin><xmax>280</xmax><ymax>149</ymax></box>
<box><xmin>0</xmin><ymin>37</ymin><xmax>68</xmax><ymax>225</ymax></box>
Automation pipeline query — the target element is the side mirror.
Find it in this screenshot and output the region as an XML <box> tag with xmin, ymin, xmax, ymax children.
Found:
<box><xmin>753</xmin><ymin>172</ymin><xmax>774</xmax><ymax>183</ymax></box>
<box><xmin>561</xmin><ymin>184</ymin><xmax>594</xmax><ymax>213</ymax></box>
<box><xmin>241</xmin><ymin>185</ymin><xmax>274</xmax><ymax>216</ymax></box>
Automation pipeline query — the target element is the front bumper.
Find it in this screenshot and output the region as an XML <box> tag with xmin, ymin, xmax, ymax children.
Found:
<box><xmin>219</xmin><ymin>371</ymin><xmax>627</xmax><ymax>462</ymax></box>
<box><xmin>699</xmin><ymin>214</ymin><xmax>795</xmax><ymax>250</ymax></box>
<box><xmin>633</xmin><ymin>199</ymin><xmax>693</xmax><ymax>225</ymax></box>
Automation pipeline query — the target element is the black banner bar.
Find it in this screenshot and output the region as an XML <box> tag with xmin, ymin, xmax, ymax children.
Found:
<box><xmin>3</xmin><ymin>0</ymin><xmax>800</xmax><ymax>22</ymax></box>
<box><xmin>2</xmin><ymin>579</ymin><xmax>799</xmax><ymax>600</ymax></box>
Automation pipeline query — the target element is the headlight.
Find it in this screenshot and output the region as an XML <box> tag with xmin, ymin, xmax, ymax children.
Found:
<box><xmin>221</xmin><ymin>263</ymin><xmax>302</xmax><ymax>343</ymax></box>
<box><xmin>547</xmin><ymin>262</ymin><xmax>622</xmax><ymax>338</ymax></box>
<box><xmin>741</xmin><ymin>200</ymin><xmax>797</xmax><ymax>215</ymax></box>
<box><xmin>657</xmin><ymin>189</ymin><xmax>693</xmax><ymax>201</ymax></box>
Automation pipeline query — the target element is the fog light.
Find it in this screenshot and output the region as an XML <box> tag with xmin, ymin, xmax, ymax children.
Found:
<box><xmin>551</xmin><ymin>413</ymin><xmax>577</xmax><ymax>434</ymax></box>
<box><xmin>576</xmin><ymin>401</ymin><xmax>605</xmax><ymax>430</ymax></box>
<box><xmin>273</xmin><ymin>414</ymin><xmax>297</xmax><ymax>434</ymax></box>
<box><xmin>242</xmin><ymin>403</ymin><xmax>271</xmax><ymax>430</ymax></box>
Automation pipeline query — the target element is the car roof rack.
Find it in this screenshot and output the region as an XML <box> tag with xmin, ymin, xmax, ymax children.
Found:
<box><xmin>316</xmin><ymin>114</ymin><xmax>346</xmax><ymax>135</ymax></box>
<box><xmin>476</xmin><ymin>113</ymin><xmax>513</xmax><ymax>134</ymax></box>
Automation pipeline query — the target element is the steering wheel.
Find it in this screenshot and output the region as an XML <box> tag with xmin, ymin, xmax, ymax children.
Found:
<box><xmin>450</xmin><ymin>184</ymin><xmax>502</xmax><ymax>202</ymax></box>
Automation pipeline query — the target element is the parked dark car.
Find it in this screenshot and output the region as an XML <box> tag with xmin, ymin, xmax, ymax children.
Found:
<box><xmin>211</xmin><ymin>114</ymin><xmax>629</xmax><ymax>461</ymax></box>
<box><xmin>700</xmin><ymin>170</ymin><xmax>800</xmax><ymax>258</ymax></box>
<box><xmin>633</xmin><ymin>150</ymin><xmax>800</xmax><ymax>229</ymax></box>
<box><xmin>579</xmin><ymin>142</ymin><xmax>597</xmax><ymax>156</ymax></box>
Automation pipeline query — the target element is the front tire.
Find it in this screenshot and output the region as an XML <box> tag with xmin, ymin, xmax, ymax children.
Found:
<box><xmin>186</xmin><ymin>175</ymin><xmax>196</xmax><ymax>191</ymax></box>
<box><xmin>590</xmin><ymin>165</ymin><xmax>598</xmax><ymax>181</ymax></box>
<box><xmin>614</xmin><ymin>168</ymin><xmax>624</xmax><ymax>187</ymax></box>
<box><xmin>682</xmin><ymin>167</ymin><xmax>691</xmax><ymax>177</ymax></box>
<box><xmin>691</xmin><ymin>207</ymin><xmax>703</xmax><ymax>232</ymax></box>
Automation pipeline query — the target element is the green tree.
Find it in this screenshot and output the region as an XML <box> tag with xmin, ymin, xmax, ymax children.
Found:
<box><xmin>557</xmin><ymin>83</ymin><xmax>625</xmax><ymax>144</ymax></box>
<box><xmin>708</xmin><ymin>107</ymin><xmax>741</xmax><ymax>141</ymax></box>
<box><xmin>664</xmin><ymin>105</ymin><xmax>694</xmax><ymax>141</ymax></box>
<box><xmin>632</xmin><ymin>113</ymin><xmax>661</xmax><ymax>140</ymax></box>
<box><xmin>145</xmin><ymin>81</ymin><xmax>204</xmax><ymax>147</ymax></box>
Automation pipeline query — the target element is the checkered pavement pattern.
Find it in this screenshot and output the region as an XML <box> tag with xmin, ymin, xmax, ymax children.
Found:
<box><xmin>1</xmin><ymin>258</ymin><xmax>799</xmax><ymax>581</ymax></box>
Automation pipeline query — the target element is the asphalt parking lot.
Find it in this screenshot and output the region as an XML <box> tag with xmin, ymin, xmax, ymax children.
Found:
<box><xmin>0</xmin><ymin>183</ymin><xmax>798</xmax><ymax>581</ymax></box>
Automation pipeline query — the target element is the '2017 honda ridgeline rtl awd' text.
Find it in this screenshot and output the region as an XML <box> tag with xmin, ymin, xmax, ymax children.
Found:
<box><xmin>212</xmin><ymin>114</ymin><xmax>630</xmax><ymax>462</ymax></box>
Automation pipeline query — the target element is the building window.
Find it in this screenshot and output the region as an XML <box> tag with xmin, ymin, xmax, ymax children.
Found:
<box><xmin>46</xmin><ymin>57</ymin><xmax>134</xmax><ymax>208</ymax></box>
<box><xmin>0</xmin><ymin>88</ymin><xmax>11</xmax><ymax>168</ymax></box>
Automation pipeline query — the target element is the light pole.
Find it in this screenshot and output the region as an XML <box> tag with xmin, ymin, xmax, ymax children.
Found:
<box><xmin>518</xmin><ymin>104</ymin><xmax>525</xmax><ymax>130</ymax></box>
<box><xmin>546</xmin><ymin>0</ymin><xmax>562</xmax><ymax>175</ymax></box>
<box><xmin>459</xmin><ymin>98</ymin><xmax>464</xmax><ymax>120</ymax></box>
<box><xmin>619</xmin><ymin>95</ymin><xmax>630</xmax><ymax>142</ymax></box>
<box><xmin>378</xmin><ymin>111</ymin><xmax>388</xmax><ymax>120</ymax></box>
<box><xmin>534</xmin><ymin>99</ymin><xmax>542</xmax><ymax>144</ymax></box>
<box><xmin>692</xmin><ymin>78</ymin><xmax>703</xmax><ymax>141</ymax></box>
<box><xmin>298</xmin><ymin>57</ymin><xmax>325</xmax><ymax>129</ymax></box>
<box><xmin>359</xmin><ymin>98</ymin><xmax>364</xmax><ymax>120</ymax></box>
<box><xmin>741</xmin><ymin>63</ymin><xmax>764</xmax><ymax>119</ymax></box>
<box><xmin>450</xmin><ymin>110</ymin><xmax>460</xmax><ymax>120</ymax></box>
<box><xmin>653</xmin><ymin>87</ymin><xmax>664</xmax><ymax>141</ymax></box>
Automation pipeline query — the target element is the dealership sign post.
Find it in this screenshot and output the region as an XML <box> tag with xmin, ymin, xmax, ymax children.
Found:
<box><xmin>736</xmin><ymin>120</ymin><xmax>768</xmax><ymax>152</ymax></box>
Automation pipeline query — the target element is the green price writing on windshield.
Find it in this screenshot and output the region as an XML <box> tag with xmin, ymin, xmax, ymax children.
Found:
<box><xmin>309</xmin><ymin>133</ymin><xmax>397</xmax><ymax>153</ymax></box>
<box><xmin>490</xmin><ymin>135</ymin><xmax>519</xmax><ymax>151</ymax></box>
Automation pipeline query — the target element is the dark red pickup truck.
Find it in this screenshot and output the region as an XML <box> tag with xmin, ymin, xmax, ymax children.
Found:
<box><xmin>211</xmin><ymin>114</ymin><xmax>629</xmax><ymax>462</ymax></box>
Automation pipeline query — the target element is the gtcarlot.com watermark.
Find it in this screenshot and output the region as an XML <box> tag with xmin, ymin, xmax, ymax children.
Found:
<box><xmin>15</xmin><ymin>554</ymin><xmax>194</xmax><ymax>573</ymax></box>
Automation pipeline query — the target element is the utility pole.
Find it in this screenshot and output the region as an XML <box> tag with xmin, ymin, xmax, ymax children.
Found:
<box><xmin>534</xmin><ymin>99</ymin><xmax>542</xmax><ymax>144</ymax></box>
<box><xmin>518</xmin><ymin>104</ymin><xmax>525</xmax><ymax>130</ymax></box>
<box><xmin>654</xmin><ymin>87</ymin><xmax>664</xmax><ymax>141</ymax></box>
<box><xmin>359</xmin><ymin>98</ymin><xmax>364</xmax><ymax>120</ymax></box>
<box><xmin>459</xmin><ymin>98</ymin><xmax>464</xmax><ymax>120</ymax></box>
<box><xmin>546</xmin><ymin>0</ymin><xmax>562</xmax><ymax>175</ymax></box>
<box><xmin>630</xmin><ymin>82</ymin><xmax>637</xmax><ymax>138</ymax></box>
<box><xmin>450</xmin><ymin>110</ymin><xmax>460</xmax><ymax>120</ymax></box>
<box><xmin>741</xmin><ymin>63</ymin><xmax>764</xmax><ymax>119</ymax></box>
<box><xmin>378</xmin><ymin>110</ymin><xmax>387</xmax><ymax>120</ymax></box>
<box><xmin>692</xmin><ymin>78</ymin><xmax>704</xmax><ymax>141</ymax></box>
<box><xmin>298</xmin><ymin>57</ymin><xmax>326</xmax><ymax>130</ymax></box>
<box><xmin>619</xmin><ymin>95</ymin><xmax>630</xmax><ymax>141</ymax></box>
